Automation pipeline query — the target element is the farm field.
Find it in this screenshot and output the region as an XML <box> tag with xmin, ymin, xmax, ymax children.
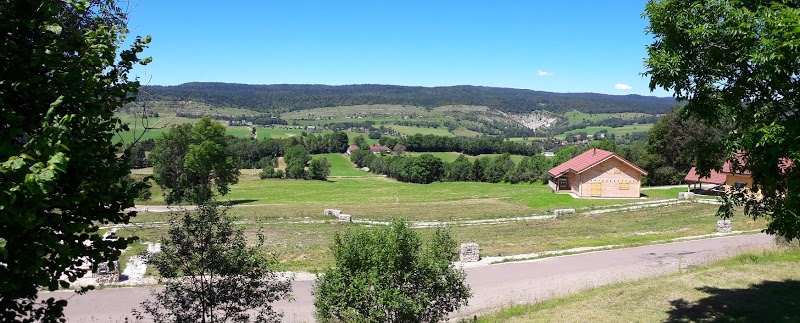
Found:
<box><xmin>280</xmin><ymin>104</ymin><xmax>428</xmax><ymax>120</ymax></box>
<box><xmin>477</xmin><ymin>248</ymin><xmax>800</xmax><ymax>322</ymax></box>
<box><xmin>119</xmin><ymin>201</ymin><xmax>765</xmax><ymax>272</ymax></box>
<box><xmin>125</xmin><ymin>100</ymin><xmax>262</xmax><ymax>116</ymax></box>
<box><xmin>562</xmin><ymin>110</ymin><xmax>657</xmax><ymax>125</ymax></box>
<box><xmin>555</xmin><ymin>123</ymin><xmax>654</xmax><ymax>139</ymax></box>
<box><xmin>383</xmin><ymin>124</ymin><xmax>454</xmax><ymax>136</ymax></box>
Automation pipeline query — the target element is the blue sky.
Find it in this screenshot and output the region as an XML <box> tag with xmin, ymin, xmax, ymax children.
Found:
<box><xmin>126</xmin><ymin>1</ymin><xmax>669</xmax><ymax>96</ymax></box>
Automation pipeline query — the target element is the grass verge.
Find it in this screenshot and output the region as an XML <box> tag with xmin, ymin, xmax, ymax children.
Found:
<box><xmin>475</xmin><ymin>247</ymin><xmax>800</xmax><ymax>322</ymax></box>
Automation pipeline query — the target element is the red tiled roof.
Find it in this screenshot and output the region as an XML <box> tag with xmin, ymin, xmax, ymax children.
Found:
<box><xmin>548</xmin><ymin>148</ymin><xmax>647</xmax><ymax>177</ymax></box>
<box><xmin>370</xmin><ymin>145</ymin><xmax>391</xmax><ymax>152</ymax></box>
<box><xmin>346</xmin><ymin>145</ymin><xmax>359</xmax><ymax>152</ymax></box>
<box><xmin>684</xmin><ymin>167</ymin><xmax>727</xmax><ymax>185</ymax></box>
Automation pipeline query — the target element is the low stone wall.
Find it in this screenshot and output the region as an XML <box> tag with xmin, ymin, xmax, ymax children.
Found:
<box><xmin>678</xmin><ymin>192</ymin><xmax>695</xmax><ymax>200</ymax></box>
<box><xmin>460</xmin><ymin>243</ymin><xmax>480</xmax><ymax>262</ymax></box>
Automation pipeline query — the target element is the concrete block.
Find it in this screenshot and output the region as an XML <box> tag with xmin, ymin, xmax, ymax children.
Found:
<box><xmin>460</xmin><ymin>243</ymin><xmax>480</xmax><ymax>262</ymax></box>
<box><xmin>554</xmin><ymin>209</ymin><xmax>576</xmax><ymax>217</ymax></box>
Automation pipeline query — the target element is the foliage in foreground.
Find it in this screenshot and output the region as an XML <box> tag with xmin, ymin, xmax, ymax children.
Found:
<box><xmin>0</xmin><ymin>0</ymin><xmax>150</xmax><ymax>321</ymax></box>
<box><xmin>314</xmin><ymin>220</ymin><xmax>471</xmax><ymax>322</ymax></box>
<box><xmin>645</xmin><ymin>0</ymin><xmax>799</xmax><ymax>239</ymax></box>
<box><xmin>134</xmin><ymin>204</ymin><xmax>291</xmax><ymax>322</ymax></box>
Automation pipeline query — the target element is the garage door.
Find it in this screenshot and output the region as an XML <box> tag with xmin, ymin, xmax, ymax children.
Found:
<box><xmin>590</xmin><ymin>182</ymin><xmax>602</xmax><ymax>197</ymax></box>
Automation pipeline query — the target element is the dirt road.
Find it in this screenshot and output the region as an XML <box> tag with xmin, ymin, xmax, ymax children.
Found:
<box><xmin>49</xmin><ymin>233</ymin><xmax>774</xmax><ymax>322</ymax></box>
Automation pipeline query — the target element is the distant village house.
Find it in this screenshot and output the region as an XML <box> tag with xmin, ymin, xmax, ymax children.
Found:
<box><xmin>548</xmin><ymin>148</ymin><xmax>647</xmax><ymax>198</ymax></box>
<box><xmin>370</xmin><ymin>145</ymin><xmax>391</xmax><ymax>154</ymax></box>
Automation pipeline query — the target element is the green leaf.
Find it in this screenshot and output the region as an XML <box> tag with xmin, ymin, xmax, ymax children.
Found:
<box><xmin>49</xmin><ymin>95</ymin><xmax>64</xmax><ymax>109</ymax></box>
<box><xmin>45</xmin><ymin>24</ymin><xmax>62</xmax><ymax>35</ymax></box>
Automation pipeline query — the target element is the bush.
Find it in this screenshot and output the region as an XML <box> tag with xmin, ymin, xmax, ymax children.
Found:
<box><xmin>314</xmin><ymin>220</ymin><xmax>471</xmax><ymax>322</ymax></box>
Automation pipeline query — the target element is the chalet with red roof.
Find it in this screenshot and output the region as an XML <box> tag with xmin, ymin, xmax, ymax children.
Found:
<box><xmin>683</xmin><ymin>153</ymin><xmax>793</xmax><ymax>190</ymax></box>
<box><xmin>548</xmin><ymin>148</ymin><xmax>648</xmax><ymax>198</ymax></box>
<box><xmin>345</xmin><ymin>145</ymin><xmax>359</xmax><ymax>155</ymax></box>
<box><xmin>684</xmin><ymin>160</ymin><xmax>752</xmax><ymax>190</ymax></box>
<box><xmin>369</xmin><ymin>145</ymin><xmax>391</xmax><ymax>154</ymax></box>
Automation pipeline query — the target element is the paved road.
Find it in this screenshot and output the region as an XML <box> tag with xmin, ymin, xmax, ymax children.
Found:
<box><xmin>49</xmin><ymin>233</ymin><xmax>774</xmax><ymax>322</ymax></box>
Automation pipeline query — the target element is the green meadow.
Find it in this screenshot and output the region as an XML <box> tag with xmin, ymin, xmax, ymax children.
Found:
<box><xmin>562</xmin><ymin>110</ymin><xmax>657</xmax><ymax>125</ymax></box>
<box><xmin>555</xmin><ymin>123</ymin><xmax>654</xmax><ymax>139</ymax></box>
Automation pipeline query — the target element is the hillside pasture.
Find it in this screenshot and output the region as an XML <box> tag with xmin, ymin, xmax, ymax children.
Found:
<box><xmin>555</xmin><ymin>123</ymin><xmax>654</xmax><ymax>139</ymax></box>
<box><xmin>563</xmin><ymin>110</ymin><xmax>657</xmax><ymax>125</ymax></box>
<box><xmin>126</xmin><ymin>100</ymin><xmax>262</xmax><ymax>116</ymax></box>
<box><xmin>432</xmin><ymin>105</ymin><xmax>490</xmax><ymax>112</ymax></box>
<box><xmin>383</xmin><ymin>124</ymin><xmax>454</xmax><ymax>136</ymax></box>
<box><xmin>281</xmin><ymin>104</ymin><xmax>428</xmax><ymax>120</ymax></box>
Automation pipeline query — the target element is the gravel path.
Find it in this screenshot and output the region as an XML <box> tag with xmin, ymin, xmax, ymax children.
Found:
<box><xmin>48</xmin><ymin>233</ymin><xmax>774</xmax><ymax>322</ymax></box>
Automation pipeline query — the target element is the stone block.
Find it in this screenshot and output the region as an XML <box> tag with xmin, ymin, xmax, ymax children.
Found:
<box><xmin>324</xmin><ymin>209</ymin><xmax>341</xmax><ymax>216</ymax></box>
<box><xmin>554</xmin><ymin>209</ymin><xmax>576</xmax><ymax>217</ymax></box>
<box><xmin>460</xmin><ymin>243</ymin><xmax>480</xmax><ymax>262</ymax></box>
<box><xmin>337</xmin><ymin>214</ymin><xmax>352</xmax><ymax>222</ymax></box>
<box><xmin>716</xmin><ymin>219</ymin><xmax>732</xmax><ymax>233</ymax></box>
<box><xmin>678</xmin><ymin>192</ymin><xmax>695</xmax><ymax>200</ymax></box>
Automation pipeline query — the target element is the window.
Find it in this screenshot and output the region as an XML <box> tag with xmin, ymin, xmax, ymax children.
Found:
<box><xmin>619</xmin><ymin>182</ymin><xmax>630</xmax><ymax>190</ymax></box>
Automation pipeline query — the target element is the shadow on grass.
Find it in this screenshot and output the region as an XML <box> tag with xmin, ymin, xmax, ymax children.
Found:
<box><xmin>665</xmin><ymin>280</ymin><xmax>800</xmax><ymax>322</ymax></box>
<box><xmin>221</xmin><ymin>199</ymin><xmax>258</xmax><ymax>206</ymax></box>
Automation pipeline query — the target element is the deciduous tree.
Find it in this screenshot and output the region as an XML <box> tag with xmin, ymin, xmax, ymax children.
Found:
<box><xmin>308</xmin><ymin>157</ymin><xmax>331</xmax><ymax>180</ymax></box>
<box><xmin>134</xmin><ymin>204</ymin><xmax>291</xmax><ymax>322</ymax></box>
<box><xmin>645</xmin><ymin>0</ymin><xmax>800</xmax><ymax>238</ymax></box>
<box><xmin>150</xmin><ymin>117</ymin><xmax>240</xmax><ymax>204</ymax></box>
<box><xmin>0</xmin><ymin>0</ymin><xmax>150</xmax><ymax>320</ymax></box>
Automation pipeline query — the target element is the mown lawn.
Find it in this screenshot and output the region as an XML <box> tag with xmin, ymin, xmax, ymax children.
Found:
<box><xmin>477</xmin><ymin>247</ymin><xmax>800</xmax><ymax>322</ymax></box>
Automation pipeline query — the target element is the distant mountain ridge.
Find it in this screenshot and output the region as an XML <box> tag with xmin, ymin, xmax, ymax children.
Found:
<box><xmin>141</xmin><ymin>83</ymin><xmax>677</xmax><ymax>114</ymax></box>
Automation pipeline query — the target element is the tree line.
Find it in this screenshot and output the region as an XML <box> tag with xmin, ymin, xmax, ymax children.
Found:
<box><xmin>175</xmin><ymin>112</ymin><xmax>288</xmax><ymax>126</ymax></box>
<box><xmin>349</xmin><ymin>150</ymin><xmax>553</xmax><ymax>185</ymax></box>
<box><xmin>379</xmin><ymin>133</ymin><xmax>542</xmax><ymax>157</ymax></box>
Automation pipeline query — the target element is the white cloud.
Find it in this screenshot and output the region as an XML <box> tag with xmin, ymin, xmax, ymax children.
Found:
<box><xmin>615</xmin><ymin>83</ymin><xmax>632</xmax><ymax>90</ymax></box>
<box><xmin>537</xmin><ymin>70</ymin><xmax>552</xmax><ymax>76</ymax></box>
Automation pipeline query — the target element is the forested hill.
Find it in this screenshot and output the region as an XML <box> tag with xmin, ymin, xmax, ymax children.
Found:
<box><xmin>141</xmin><ymin>83</ymin><xmax>677</xmax><ymax>114</ymax></box>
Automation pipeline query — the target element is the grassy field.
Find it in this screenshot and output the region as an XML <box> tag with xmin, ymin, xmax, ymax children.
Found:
<box><xmin>313</xmin><ymin>153</ymin><xmax>373</xmax><ymax>177</ymax></box>
<box><xmin>477</xmin><ymin>247</ymin><xmax>800</xmax><ymax>322</ymax></box>
<box><xmin>127</xmin><ymin>164</ymin><xmax>764</xmax><ymax>272</ymax></box>
<box><xmin>562</xmin><ymin>110</ymin><xmax>657</xmax><ymax>125</ymax></box>
<box><xmin>126</xmin><ymin>100</ymin><xmax>261</xmax><ymax>116</ymax></box>
<box><xmin>384</xmin><ymin>124</ymin><xmax>454</xmax><ymax>136</ymax></box>
<box><xmin>119</xmin><ymin>202</ymin><xmax>765</xmax><ymax>272</ymax></box>
<box><xmin>280</xmin><ymin>104</ymin><xmax>428</xmax><ymax>120</ymax></box>
<box><xmin>555</xmin><ymin>123</ymin><xmax>654</xmax><ymax>139</ymax></box>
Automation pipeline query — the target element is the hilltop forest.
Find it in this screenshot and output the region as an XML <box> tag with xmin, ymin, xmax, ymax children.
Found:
<box><xmin>141</xmin><ymin>83</ymin><xmax>676</xmax><ymax>114</ymax></box>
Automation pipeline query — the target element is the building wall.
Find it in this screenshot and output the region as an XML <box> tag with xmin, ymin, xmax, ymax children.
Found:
<box><xmin>577</xmin><ymin>158</ymin><xmax>642</xmax><ymax>198</ymax></box>
<box><xmin>568</xmin><ymin>172</ymin><xmax>581</xmax><ymax>195</ymax></box>
<box><xmin>725</xmin><ymin>174</ymin><xmax>753</xmax><ymax>188</ymax></box>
